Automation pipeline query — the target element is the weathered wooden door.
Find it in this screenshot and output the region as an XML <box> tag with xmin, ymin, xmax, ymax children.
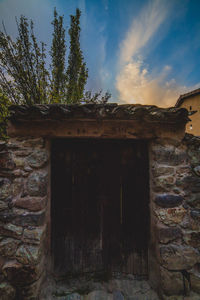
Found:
<box><xmin>51</xmin><ymin>139</ymin><xmax>149</xmax><ymax>276</ymax></box>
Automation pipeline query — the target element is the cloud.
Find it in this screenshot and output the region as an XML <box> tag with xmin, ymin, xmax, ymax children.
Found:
<box><xmin>116</xmin><ymin>0</ymin><xmax>199</xmax><ymax>107</ymax></box>
<box><xmin>119</xmin><ymin>0</ymin><xmax>167</xmax><ymax>65</ymax></box>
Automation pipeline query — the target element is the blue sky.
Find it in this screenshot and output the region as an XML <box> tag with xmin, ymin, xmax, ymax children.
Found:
<box><xmin>0</xmin><ymin>0</ymin><xmax>200</xmax><ymax>107</ymax></box>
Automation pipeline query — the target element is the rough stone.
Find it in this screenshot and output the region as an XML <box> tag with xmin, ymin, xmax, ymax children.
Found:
<box><xmin>155</xmin><ymin>194</ymin><xmax>183</xmax><ymax>208</ymax></box>
<box><xmin>0</xmin><ymin>238</ymin><xmax>20</xmax><ymax>257</ymax></box>
<box><xmin>13</xmin><ymin>149</ymin><xmax>32</xmax><ymax>157</ymax></box>
<box><xmin>12</xmin><ymin>156</ymin><xmax>25</xmax><ymax>168</ymax></box>
<box><xmin>155</xmin><ymin>206</ymin><xmax>187</xmax><ymax>226</ymax></box>
<box><xmin>0</xmin><ymin>179</ymin><xmax>11</xmax><ymax>200</ymax></box>
<box><xmin>87</xmin><ymin>290</ymin><xmax>113</xmax><ymax>300</ymax></box>
<box><xmin>2</xmin><ymin>259</ymin><xmax>43</xmax><ymax>285</ymax></box>
<box><xmin>26</xmin><ymin>171</ymin><xmax>47</xmax><ymax>197</ymax></box>
<box><xmin>152</xmin><ymin>167</ymin><xmax>175</xmax><ymax>177</ymax></box>
<box><xmin>12</xmin><ymin>211</ymin><xmax>45</xmax><ymax>227</ymax></box>
<box><xmin>113</xmin><ymin>290</ymin><xmax>124</xmax><ymax>300</ymax></box>
<box><xmin>0</xmin><ymin>223</ymin><xmax>23</xmax><ymax>238</ymax></box>
<box><xmin>16</xmin><ymin>244</ymin><xmax>41</xmax><ymax>265</ymax></box>
<box><xmin>20</xmin><ymin>138</ymin><xmax>44</xmax><ymax>148</ymax></box>
<box><xmin>0</xmin><ymin>201</ymin><xmax>8</xmax><ymax>211</ymax></box>
<box><xmin>154</xmin><ymin>176</ymin><xmax>175</xmax><ymax>192</ymax></box>
<box><xmin>160</xmin><ymin>244</ymin><xmax>200</xmax><ymax>270</ymax></box>
<box><xmin>24</xmin><ymin>225</ymin><xmax>46</xmax><ymax>245</ymax></box>
<box><xmin>14</xmin><ymin>196</ymin><xmax>47</xmax><ymax>212</ymax></box>
<box><xmin>184</xmin><ymin>232</ymin><xmax>200</xmax><ymax>249</ymax></box>
<box><xmin>0</xmin><ymin>152</ymin><xmax>15</xmax><ymax>170</ymax></box>
<box><xmin>188</xmin><ymin>148</ymin><xmax>200</xmax><ymax>166</ymax></box>
<box><xmin>0</xmin><ymin>210</ymin><xmax>14</xmax><ymax>223</ymax></box>
<box><xmin>186</xmin><ymin>193</ymin><xmax>200</xmax><ymax>208</ymax></box>
<box><xmin>193</xmin><ymin>166</ymin><xmax>200</xmax><ymax>176</ymax></box>
<box><xmin>27</xmin><ymin>150</ymin><xmax>48</xmax><ymax>168</ymax></box>
<box><xmin>157</xmin><ymin>226</ymin><xmax>182</xmax><ymax>244</ymax></box>
<box><xmin>176</xmin><ymin>175</ymin><xmax>200</xmax><ymax>193</ymax></box>
<box><xmin>160</xmin><ymin>267</ymin><xmax>184</xmax><ymax>296</ymax></box>
<box><xmin>153</xmin><ymin>146</ymin><xmax>188</xmax><ymax>166</ymax></box>
<box><xmin>190</xmin><ymin>209</ymin><xmax>200</xmax><ymax>220</ymax></box>
<box><xmin>190</xmin><ymin>273</ymin><xmax>200</xmax><ymax>293</ymax></box>
<box><xmin>0</xmin><ymin>281</ymin><xmax>16</xmax><ymax>300</ymax></box>
<box><xmin>18</xmin><ymin>274</ymin><xmax>44</xmax><ymax>300</ymax></box>
<box><xmin>11</xmin><ymin>177</ymin><xmax>24</xmax><ymax>197</ymax></box>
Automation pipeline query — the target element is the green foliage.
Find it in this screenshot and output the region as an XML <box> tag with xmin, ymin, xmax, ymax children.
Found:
<box><xmin>0</xmin><ymin>8</ymin><xmax>111</xmax><ymax>105</ymax></box>
<box><xmin>83</xmin><ymin>90</ymin><xmax>111</xmax><ymax>104</ymax></box>
<box><xmin>66</xmin><ymin>8</ymin><xmax>88</xmax><ymax>103</ymax></box>
<box><xmin>0</xmin><ymin>16</ymin><xmax>50</xmax><ymax>105</ymax></box>
<box><xmin>50</xmin><ymin>8</ymin><xmax>66</xmax><ymax>102</ymax></box>
<box><xmin>0</xmin><ymin>90</ymin><xmax>10</xmax><ymax>140</ymax></box>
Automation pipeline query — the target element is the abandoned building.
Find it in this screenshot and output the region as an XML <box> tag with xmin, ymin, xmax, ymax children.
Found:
<box><xmin>175</xmin><ymin>88</ymin><xmax>200</xmax><ymax>136</ymax></box>
<box><xmin>0</xmin><ymin>103</ymin><xmax>200</xmax><ymax>299</ymax></box>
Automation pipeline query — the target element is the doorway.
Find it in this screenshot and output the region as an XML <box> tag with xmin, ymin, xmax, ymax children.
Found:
<box><xmin>51</xmin><ymin>139</ymin><xmax>149</xmax><ymax>276</ymax></box>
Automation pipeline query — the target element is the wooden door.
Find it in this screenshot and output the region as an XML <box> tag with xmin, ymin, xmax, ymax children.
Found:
<box><xmin>51</xmin><ymin>139</ymin><xmax>149</xmax><ymax>276</ymax></box>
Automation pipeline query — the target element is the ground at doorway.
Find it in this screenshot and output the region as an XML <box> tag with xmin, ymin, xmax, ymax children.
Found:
<box><xmin>40</xmin><ymin>273</ymin><xmax>159</xmax><ymax>300</ymax></box>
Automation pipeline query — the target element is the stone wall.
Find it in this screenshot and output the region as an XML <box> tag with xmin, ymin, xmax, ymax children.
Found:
<box><xmin>150</xmin><ymin>134</ymin><xmax>200</xmax><ymax>299</ymax></box>
<box><xmin>0</xmin><ymin>137</ymin><xmax>49</xmax><ymax>300</ymax></box>
<box><xmin>0</xmin><ymin>132</ymin><xmax>200</xmax><ymax>298</ymax></box>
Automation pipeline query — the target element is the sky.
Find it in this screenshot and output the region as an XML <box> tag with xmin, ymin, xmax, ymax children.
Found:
<box><xmin>0</xmin><ymin>0</ymin><xmax>200</xmax><ymax>107</ymax></box>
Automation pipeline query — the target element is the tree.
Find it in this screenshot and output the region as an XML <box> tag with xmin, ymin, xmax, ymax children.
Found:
<box><xmin>0</xmin><ymin>89</ymin><xmax>10</xmax><ymax>140</ymax></box>
<box><xmin>50</xmin><ymin>8</ymin><xmax>66</xmax><ymax>102</ymax></box>
<box><xmin>0</xmin><ymin>8</ymin><xmax>110</xmax><ymax>106</ymax></box>
<box><xmin>65</xmin><ymin>8</ymin><xmax>88</xmax><ymax>104</ymax></box>
<box><xmin>0</xmin><ymin>16</ymin><xmax>50</xmax><ymax>105</ymax></box>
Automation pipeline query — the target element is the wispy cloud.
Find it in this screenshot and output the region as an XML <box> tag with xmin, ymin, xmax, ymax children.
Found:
<box><xmin>116</xmin><ymin>0</ymin><xmax>198</xmax><ymax>107</ymax></box>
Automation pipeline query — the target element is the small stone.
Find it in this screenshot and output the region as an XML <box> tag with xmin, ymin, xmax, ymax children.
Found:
<box><xmin>24</xmin><ymin>166</ymin><xmax>32</xmax><ymax>172</ymax></box>
<box><xmin>155</xmin><ymin>194</ymin><xmax>183</xmax><ymax>208</ymax></box>
<box><xmin>0</xmin><ymin>201</ymin><xmax>8</xmax><ymax>211</ymax></box>
<box><xmin>27</xmin><ymin>150</ymin><xmax>48</xmax><ymax>168</ymax></box>
<box><xmin>0</xmin><ymin>282</ymin><xmax>16</xmax><ymax>300</ymax></box>
<box><xmin>184</xmin><ymin>232</ymin><xmax>200</xmax><ymax>249</ymax></box>
<box><xmin>65</xmin><ymin>293</ymin><xmax>82</xmax><ymax>300</ymax></box>
<box><xmin>14</xmin><ymin>149</ymin><xmax>32</xmax><ymax>157</ymax></box>
<box><xmin>13</xmin><ymin>169</ymin><xmax>23</xmax><ymax>177</ymax></box>
<box><xmin>0</xmin><ymin>238</ymin><xmax>20</xmax><ymax>257</ymax></box>
<box><xmin>191</xmin><ymin>209</ymin><xmax>200</xmax><ymax>220</ymax></box>
<box><xmin>26</xmin><ymin>172</ymin><xmax>47</xmax><ymax>197</ymax></box>
<box><xmin>13</xmin><ymin>211</ymin><xmax>46</xmax><ymax>227</ymax></box>
<box><xmin>190</xmin><ymin>273</ymin><xmax>200</xmax><ymax>293</ymax></box>
<box><xmin>153</xmin><ymin>146</ymin><xmax>187</xmax><ymax>166</ymax></box>
<box><xmin>2</xmin><ymin>259</ymin><xmax>42</xmax><ymax>285</ymax></box>
<box><xmin>152</xmin><ymin>167</ymin><xmax>175</xmax><ymax>177</ymax></box>
<box><xmin>154</xmin><ymin>176</ymin><xmax>175</xmax><ymax>192</ymax></box>
<box><xmin>186</xmin><ymin>193</ymin><xmax>200</xmax><ymax>209</ymax></box>
<box><xmin>14</xmin><ymin>196</ymin><xmax>47</xmax><ymax>212</ymax></box>
<box><xmin>0</xmin><ymin>211</ymin><xmax>14</xmax><ymax>223</ymax></box>
<box><xmin>16</xmin><ymin>244</ymin><xmax>41</xmax><ymax>265</ymax></box>
<box><xmin>157</xmin><ymin>226</ymin><xmax>182</xmax><ymax>244</ymax></box>
<box><xmin>21</xmin><ymin>138</ymin><xmax>44</xmax><ymax>148</ymax></box>
<box><xmin>24</xmin><ymin>225</ymin><xmax>46</xmax><ymax>245</ymax></box>
<box><xmin>160</xmin><ymin>267</ymin><xmax>184</xmax><ymax>296</ymax></box>
<box><xmin>160</xmin><ymin>244</ymin><xmax>200</xmax><ymax>270</ymax></box>
<box><xmin>193</xmin><ymin>166</ymin><xmax>200</xmax><ymax>176</ymax></box>
<box><xmin>113</xmin><ymin>290</ymin><xmax>124</xmax><ymax>300</ymax></box>
<box><xmin>155</xmin><ymin>206</ymin><xmax>187</xmax><ymax>225</ymax></box>
<box><xmin>176</xmin><ymin>176</ymin><xmax>200</xmax><ymax>193</ymax></box>
<box><xmin>12</xmin><ymin>178</ymin><xmax>24</xmax><ymax>197</ymax></box>
<box><xmin>0</xmin><ymin>178</ymin><xmax>11</xmax><ymax>200</ymax></box>
<box><xmin>13</xmin><ymin>156</ymin><xmax>25</xmax><ymax>168</ymax></box>
<box><xmin>87</xmin><ymin>290</ymin><xmax>112</xmax><ymax>300</ymax></box>
<box><xmin>0</xmin><ymin>152</ymin><xmax>15</xmax><ymax>170</ymax></box>
<box><xmin>18</xmin><ymin>274</ymin><xmax>44</xmax><ymax>300</ymax></box>
<box><xmin>0</xmin><ymin>223</ymin><xmax>23</xmax><ymax>238</ymax></box>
